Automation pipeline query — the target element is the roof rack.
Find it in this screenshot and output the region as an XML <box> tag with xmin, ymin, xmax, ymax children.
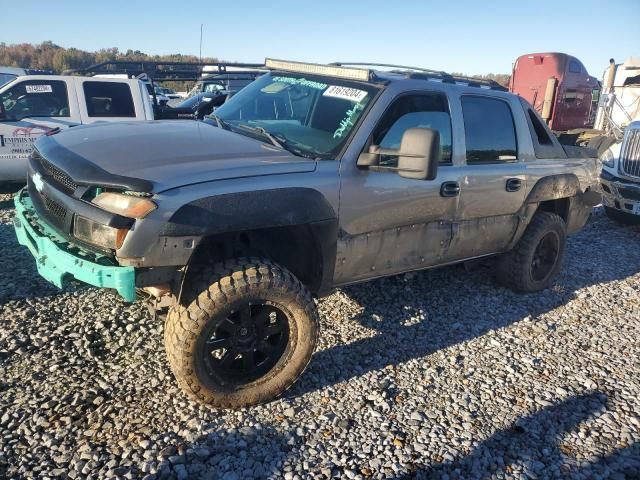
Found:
<box><xmin>331</xmin><ymin>62</ymin><xmax>507</xmax><ymax>91</ymax></box>
<box><xmin>63</xmin><ymin>61</ymin><xmax>265</xmax><ymax>83</ymax></box>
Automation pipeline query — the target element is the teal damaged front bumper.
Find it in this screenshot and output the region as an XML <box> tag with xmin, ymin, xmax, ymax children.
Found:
<box><xmin>12</xmin><ymin>189</ymin><xmax>136</xmax><ymax>302</ymax></box>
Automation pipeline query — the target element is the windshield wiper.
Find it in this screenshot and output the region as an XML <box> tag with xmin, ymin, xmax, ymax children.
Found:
<box><xmin>229</xmin><ymin>123</ymin><xmax>318</xmax><ymax>159</ymax></box>
<box><xmin>235</xmin><ymin>124</ymin><xmax>284</xmax><ymax>149</ymax></box>
<box><xmin>208</xmin><ymin>113</ymin><xmax>230</xmax><ymax>131</ymax></box>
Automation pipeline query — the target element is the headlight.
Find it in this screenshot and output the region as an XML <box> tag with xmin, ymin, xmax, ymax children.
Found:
<box><xmin>92</xmin><ymin>192</ymin><xmax>156</xmax><ymax>219</ymax></box>
<box><xmin>600</xmin><ymin>149</ymin><xmax>615</xmax><ymax>169</ymax></box>
<box><xmin>74</xmin><ymin>215</ymin><xmax>128</xmax><ymax>250</ymax></box>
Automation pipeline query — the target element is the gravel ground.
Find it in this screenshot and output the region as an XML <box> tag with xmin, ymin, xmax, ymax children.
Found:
<box><xmin>1</xmin><ymin>193</ymin><xmax>639</xmax><ymax>480</ymax></box>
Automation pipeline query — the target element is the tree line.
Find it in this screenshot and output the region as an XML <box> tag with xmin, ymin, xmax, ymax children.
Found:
<box><xmin>0</xmin><ymin>41</ymin><xmax>221</xmax><ymax>91</ymax></box>
<box><xmin>0</xmin><ymin>41</ymin><xmax>510</xmax><ymax>88</ymax></box>
<box><xmin>0</xmin><ymin>41</ymin><xmax>218</xmax><ymax>73</ymax></box>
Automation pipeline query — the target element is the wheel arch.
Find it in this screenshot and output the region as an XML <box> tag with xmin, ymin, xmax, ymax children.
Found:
<box><xmin>186</xmin><ymin>221</ymin><xmax>337</xmax><ymax>297</ymax></box>
<box><xmin>508</xmin><ymin>174</ymin><xmax>595</xmax><ymax>249</ymax></box>
<box><xmin>163</xmin><ymin>187</ymin><xmax>339</xmax><ymax>298</ymax></box>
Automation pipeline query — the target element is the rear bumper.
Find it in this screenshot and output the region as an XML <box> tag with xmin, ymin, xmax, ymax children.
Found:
<box><xmin>564</xmin><ymin>188</ymin><xmax>599</xmax><ymax>235</ymax></box>
<box><xmin>12</xmin><ymin>189</ymin><xmax>137</xmax><ymax>302</ymax></box>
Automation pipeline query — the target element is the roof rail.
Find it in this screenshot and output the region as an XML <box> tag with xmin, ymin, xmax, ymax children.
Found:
<box><xmin>409</xmin><ymin>72</ymin><xmax>507</xmax><ymax>91</ymax></box>
<box><xmin>330</xmin><ymin>62</ymin><xmax>446</xmax><ymax>76</ymax></box>
<box><xmin>331</xmin><ymin>61</ymin><xmax>507</xmax><ymax>91</ymax></box>
<box><xmin>63</xmin><ymin>61</ymin><xmax>265</xmax><ymax>82</ymax></box>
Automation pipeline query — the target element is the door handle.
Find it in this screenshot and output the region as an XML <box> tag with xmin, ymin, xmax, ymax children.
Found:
<box><xmin>440</xmin><ymin>181</ymin><xmax>460</xmax><ymax>197</ymax></box>
<box><xmin>506</xmin><ymin>178</ymin><xmax>522</xmax><ymax>192</ymax></box>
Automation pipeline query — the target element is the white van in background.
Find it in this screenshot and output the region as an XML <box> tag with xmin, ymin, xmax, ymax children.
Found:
<box><xmin>0</xmin><ymin>75</ymin><xmax>154</xmax><ymax>191</ymax></box>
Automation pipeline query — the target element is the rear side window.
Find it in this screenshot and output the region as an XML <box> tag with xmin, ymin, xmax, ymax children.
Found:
<box><xmin>461</xmin><ymin>96</ymin><xmax>517</xmax><ymax>163</ymax></box>
<box><xmin>83</xmin><ymin>82</ymin><xmax>135</xmax><ymax>117</ymax></box>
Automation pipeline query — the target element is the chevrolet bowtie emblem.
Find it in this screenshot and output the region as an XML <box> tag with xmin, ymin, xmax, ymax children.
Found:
<box><xmin>32</xmin><ymin>172</ymin><xmax>44</xmax><ymax>193</ymax></box>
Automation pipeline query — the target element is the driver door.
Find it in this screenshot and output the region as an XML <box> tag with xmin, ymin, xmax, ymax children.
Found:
<box><xmin>0</xmin><ymin>78</ymin><xmax>80</xmax><ymax>182</ymax></box>
<box><xmin>335</xmin><ymin>91</ymin><xmax>460</xmax><ymax>285</ymax></box>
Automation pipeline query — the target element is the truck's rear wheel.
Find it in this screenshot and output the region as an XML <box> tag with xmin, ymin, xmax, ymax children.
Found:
<box><xmin>164</xmin><ymin>257</ymin><xmax>318</xmax><ymax>408</ymax></box>
<box><xmin>496</xmin><ymin>212</ymin><xmax>566</xmax><ymax>292</ymax></box>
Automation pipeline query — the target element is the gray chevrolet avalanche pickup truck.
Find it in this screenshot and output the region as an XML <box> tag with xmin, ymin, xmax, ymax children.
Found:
<box><xmin>13</xmin><ymin>59</ymin><xmax>601</xmax><ymax>408</ymax></box>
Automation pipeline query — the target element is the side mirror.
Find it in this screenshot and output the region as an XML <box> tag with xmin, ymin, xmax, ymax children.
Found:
<box><xmin>357</xmin><ymin>127</ymin><xmax>440</xmax><ymax>180</ymax></box>
<box><xmin>397</xmin><ymin>127</ymin><xmax>440</xmax><ymax>180</ymax></box>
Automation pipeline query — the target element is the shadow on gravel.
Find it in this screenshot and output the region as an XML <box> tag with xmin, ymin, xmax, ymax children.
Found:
<box><xmin>114</xmin><ymin>424</ymin><xmax>290</xmax><ymax>479</ymax></box>
<box><xmin>292</xmin><ymin>215</ymin><xmax>640</xmax><ymax>399</ymax></box>
<box><xmin>130</xmin><ymin>392</ymin><xmax>639</xmax><ymax>479</ymax></box>
<box><xmin>408</xmin><ymin>391</ymin><xmax>640</xmax><ymax>479</ymax></box>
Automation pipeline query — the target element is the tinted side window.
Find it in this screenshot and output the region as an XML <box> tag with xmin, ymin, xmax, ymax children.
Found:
<box><xmin>569</xmin><ymin>61</ymin><xmax>582</xmax><ymax>74</ymax></box>
<box><xmin>83</xmin><ymin>82</ymin><xmax>135</xmax><ymax>117</ymax></box>
<box><xmin>461</xmin><ymin>96</ymin><xmax>517</xmax><ymax>163</ymax></box>
<box><xmin>373</xmin><ymin>93</ymin><xmax>452</xmax><ymax>165</ymax></box>
<box><xmin>0</xmin><ymin>80</ymin><xmax>69</xmax><ymax>120</ymax></box>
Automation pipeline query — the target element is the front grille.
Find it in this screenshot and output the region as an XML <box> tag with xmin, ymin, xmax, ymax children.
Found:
<box><xmin>43</xmin><ymin>194</ymin><xmax>67</xmax><ymax>220</ymax></box>
<box><xmin>620</xmin><ymin>127</ymin><xmax>640</xmax><ymax>178</ymax></box>
<box><xmin>33</xmin><ymin>150</ymin><xmax>79</xmax><ymax>193</ymax></box>
<box><xmin>617</xmin><ymin>187</ymin><xmax>640</xmax><ymax>202</ymax></box>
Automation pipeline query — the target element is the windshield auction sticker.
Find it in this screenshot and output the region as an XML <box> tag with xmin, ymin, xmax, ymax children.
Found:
<box><xmin>323</xmin><ymin>85</ymin><xmax>367</xmax><ymax>103</ymax></box>
<box><xmin>25</xmin><ymin>85</ymin><xmax>53</xmax><ymax>94</ymax></box>
<box><xmin>271</xmin><ymin>76</ymin><xmax>327</xmax><ymax>90</ymax></box>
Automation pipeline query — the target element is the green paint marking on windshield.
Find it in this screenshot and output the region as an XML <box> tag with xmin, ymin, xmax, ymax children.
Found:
<box><xmin>333</xmin><ymin>102</ymin><xmax>365</xmax><ymax>139</ymax></box>
<box><xmin>271</xmin><ymin>76</ymin><xmax>327</xmax><ymax>90</ymax></box>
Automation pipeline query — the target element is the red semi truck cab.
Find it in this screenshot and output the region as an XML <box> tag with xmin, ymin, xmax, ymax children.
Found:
<box><xmin>509</xmin><ymin>52</ymin><xmax>600</xmax><ymax>132</ymax></box>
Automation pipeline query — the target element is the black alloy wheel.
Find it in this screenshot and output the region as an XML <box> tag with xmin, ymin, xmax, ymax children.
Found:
<box><xmin>204</xmin><ymin>302</ymin><xmax>290</xmax><ymax>385</ymax></box>
<box><xmin>531</xmin><ymin>231</ymin><xmax>560</xmax><ymax>282</ymax></box>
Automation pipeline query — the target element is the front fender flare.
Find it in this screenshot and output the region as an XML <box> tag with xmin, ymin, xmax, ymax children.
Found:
<box><xmin>161</xmin><ymin>187</ymin><xmax>336</xmax><ymax>236</ymax></box>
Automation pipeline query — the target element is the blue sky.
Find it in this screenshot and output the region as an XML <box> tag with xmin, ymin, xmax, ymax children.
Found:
<box><xmin>2</xmin><ymin>0</ymin><xmax>638</xmax><ymax>76</ymax></box>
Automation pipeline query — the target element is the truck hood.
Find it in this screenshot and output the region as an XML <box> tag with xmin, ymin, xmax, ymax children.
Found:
<box><xmin>35</xmin><ymin>121</ymin><xmax>316</xmax><ymax>192</ymax></box>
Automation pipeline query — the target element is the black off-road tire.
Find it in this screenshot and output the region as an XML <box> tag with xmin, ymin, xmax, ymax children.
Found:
<box><xmin>604</xmin><ymin>206</ymin><xmax>640</xmax><ymax>225</ymax></box>
<box><xmin>496</xmin><ymin>212</ymin><xmax>567</xmax><ymax>293</ymax></box>
<box><xmin>164</xmin><ymin>257</ymin><xmax>319</xmax><ymax>408</ymax></box>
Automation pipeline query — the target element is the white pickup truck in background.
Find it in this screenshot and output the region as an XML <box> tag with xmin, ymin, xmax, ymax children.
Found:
<box><xmin>0</xmin><ymin>75</ymin><xmax>154</xmax><ymax>191</ymax></box>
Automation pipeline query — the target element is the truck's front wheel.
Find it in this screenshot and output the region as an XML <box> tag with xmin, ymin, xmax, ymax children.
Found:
<box><xmin>164</xmin><ymin>257</ymin><xmax>318</xmax><ymax>408</ymax></box>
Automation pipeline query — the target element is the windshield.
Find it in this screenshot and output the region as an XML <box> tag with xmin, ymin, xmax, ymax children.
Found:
<box><xmin>0</xmin><ymin>73</ymin><xmax>17</xmax><ymax>87</ymax></box>
<box><xmin>212</xmin><ymin>73</ymin><xmax>378</xmax><ymax>159</ymax></box>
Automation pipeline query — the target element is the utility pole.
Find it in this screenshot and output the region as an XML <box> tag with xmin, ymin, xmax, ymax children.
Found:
<box><xmin>199</xmin><ymin>24</ymin><xmax>203</xmax><ymax>64</ymax></box>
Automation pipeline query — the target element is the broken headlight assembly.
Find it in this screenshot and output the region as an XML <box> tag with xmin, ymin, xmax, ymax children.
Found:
<box><xmin>73</xmin><ymin>215</ymin><xmax>128</xmax><ymax>250</ymax></box>
<box><xmin>91</xmin><ymin>192</ymin><xmax>157</xmax><ymax>219</ymax></box>
<box><xmin>72</xmin><ymin>192</ymin><xmax>156</xmax><ymax>250</ymax></box>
